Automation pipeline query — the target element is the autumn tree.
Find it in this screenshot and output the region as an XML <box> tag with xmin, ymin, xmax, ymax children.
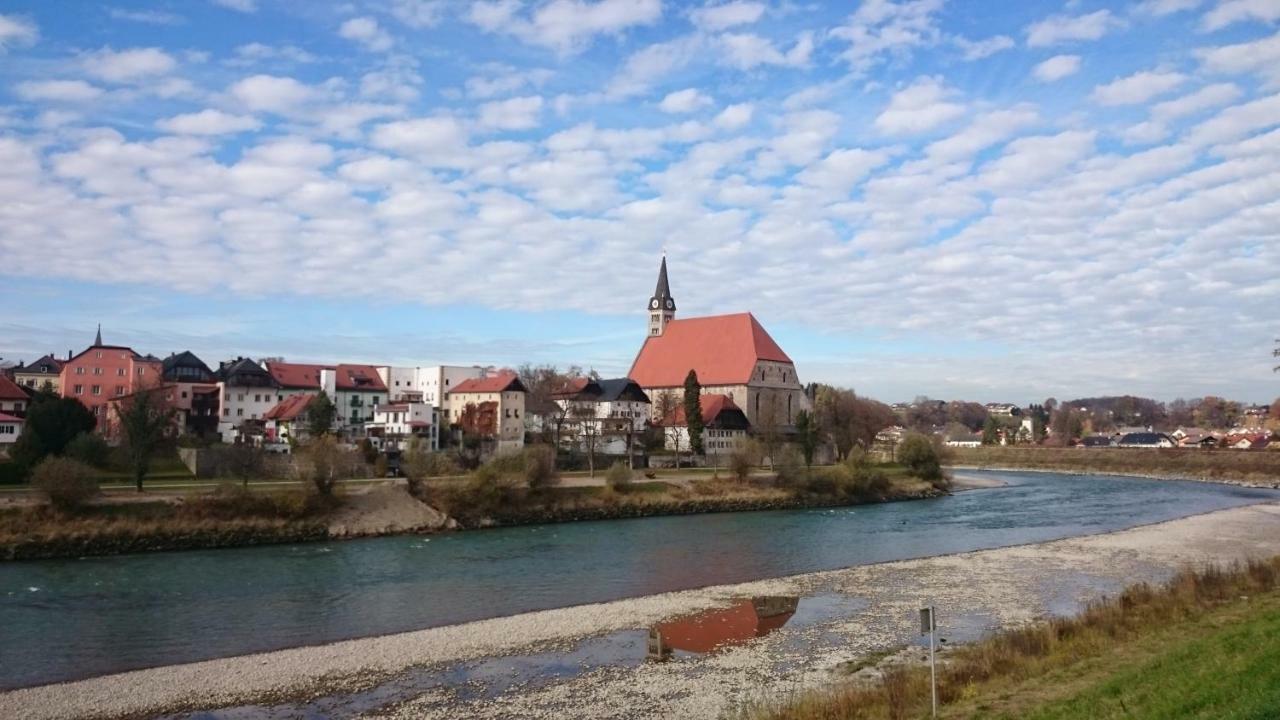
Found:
<box><xmin>306</xmin><ymin>391</ymin><xmax>337</xmax><ymax>437</ymax></box>
<box><xmin>753</xmin><ymin>393</ymin><xmax>785</xmax><ymax>471</ymax></box>
<box><xmin>813</xmin><ymin>385</ymin><xmax>897</xmax><ymax>460</ymax></box>
<box><xmin>683</xmin><ymin>370</ymin><xmax>704</xmax><ymax>456</ymax></box>
<box><xmin>653</xmin><ymin>391</ymin><xmax>685</xmax><ymax>467</ymax></box>
<box><xmin>794</xmin><ymin>409</ymin><xmax>818</xmax><ymax>470</ymax></box>
<box><xmin>569</xmin><ymin>402</ymin><xmax>602</xmax><ymax>477</ymax></box>
<box><xmin>115</xmin><ymin>386</ymin><xmax>177</xmax><ymax>492</ymax></box>
<box><xmin>517</xmin><ymin>363</ymin><xmax>584</xmax><ymax>444</ymax></box>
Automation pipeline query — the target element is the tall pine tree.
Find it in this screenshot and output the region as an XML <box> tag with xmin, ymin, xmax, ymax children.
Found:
<box><xmin>683</xmin><ymin>370</ymin><xmax>705</xmax><ymax>455</ymax></box>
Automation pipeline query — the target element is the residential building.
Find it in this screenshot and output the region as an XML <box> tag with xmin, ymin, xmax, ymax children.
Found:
<box><xmin>263</xmin><ymin>394</ymin><xmax>315</xmax><ymax>446</ymax></box>
<box><xmin>1115</xmin><ymin>432</ymin><xmax>1176</xmax><ymax>448</ymax></box>
<box><xmin>550</xmin><ymin>377</ymin><xmax>651</xmax><ymax>456</ymax></box>
<box><xmin>629</xmin><ymin>255</ymin><xmax>807</xmax><ymax>431</ymax></box>
<box><xmin>0</xmin><ymin>411</ymin><xmax>23</xmax><ymax>454</ymax></box>
<box><xmin>367</xmin><ymin>402</ymin><xmax>437</xmax><ymax>451</ymax></box>
<box><xmin>0</xmin><ymin>375</ymin><xmax>29</xmax><ymax>417</ymax></box>
<box><xmin>446</xmin><ymin>371</ymin><xmax>527</xmax><ymax>454</ymax></box>
<box><xmin>266</xmin><ymin>362</ymin><xmax>387</xmax><ymax>434</ymax></box>
<box><xmin>162</xmin><ymin>351</ymin><xmax>219</xmax><ymax>437</ymax></box>
<box><xmin>944</xmin><ymin>433</ymin><xmax>982</xmax><ymax>448</ymax></box>
<box><xmin>58</xmin><ymin>327</ymin><xmax>163</xmax><ymax>423</ymax></box>
<box><xmin>215</xmin><ymin>358</ymin><xmax>288</xmax><ymax>443</ymax></box>
<box><xmin>984</xmin><ymin>403</ymin><xmax>1021</xmax><ymax>417</ymax></box>
<box><xmin>377</xmin><ymin>365</ymin><xmax>488</xmax><ymax>416</ymax></box>
<box><xmin>658</xmin><ymin>393</ymin><xmax>751</xmax><ymax>458</ymax></box>
<box><xmin>1079</xmin><ymin>435</ymin><xmax>1114</xmax><ymax>448</ymax></box>
<box><xmin>11</xmin><ymin>355</ymin><xmax>63</xmax><ymax>393</ymax></box>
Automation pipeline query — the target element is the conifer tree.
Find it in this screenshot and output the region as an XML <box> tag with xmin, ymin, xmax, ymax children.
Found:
<box><xmin>683</xmin><ymin>370</ymin><xmax>704</xmax><ymax>455</ymax></box>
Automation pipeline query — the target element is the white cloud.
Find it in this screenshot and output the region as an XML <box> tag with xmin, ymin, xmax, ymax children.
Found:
<box><xmin>340</xmin><ymin>17</ymin><xmax>394</xmax><ymax>52</ymax></box>
<box><xmin>714</xmin><ymin>103</ymin><xmax>754</xmax><ymax>129</ymax></box>
<box><xmin>831</xmin><ymin>0</ymin><xmax>945</xmax><ymax>71</ymax></box>
<box><xmin>83</xmin><ymin>47</ymin><xmax>177</xmax><ymax>83</ymax></box>
<box><xmin>212</xmin><ymin>0</ymin><xmax>256</xmax><ymax>12</ymax></box>
<box><xmin>1153</xmin><ymin>82</ymin><xmax>1243</xmax><ymax>121</ymax></box>
<box><xmin>229</xmin><ymin>74</ymin><xmax>316</xmax><ymax>114</ymax></box>
<box><xmin>15</xmin><ymin>79</ymin><xmax>103</xmax><ymax>102</ymax></box>
<box><xmin>231</xmin><ymin>43</ymin><xmax>318</xmax><ymax>65</ymax></box>
<box><xmin>606</xmin><ymin>34</ymin><xmax>703</xmax><ymax>98</ymax></box>
<box><xmin>466</xmin><ymin>66</ymin><xmax>554</xmax><ymax>99</ymax></box>
<box><xmin>389</xmin><ymin>0</ymin><xmax>445</xmax><ymax>28</ymax></box>
<box><xmin>718</xmin><ymin>31</ymin><xmax>813</xmax><ymax>69</ymax></box>
<box><xmin>1183</xmin><ymin>92</ymin><xmax>1280</xmax><ymax>146</ymax></box>
<box><xmin>107</xmin><ymin>8</ymin><xmax>184</xmax><ymax>25</ymax></box>
<box><xmin>954</xmin><ymin>35</ymin><xmax>1014</xmax><ymax>60</ymax></box>
<box><xmin>1134</xmin><ymin>0</ymin><xmax>1203</xmax><ymax>16</ymax></box>
<box><xmin>1033</xmin><ymin>54</ymin><xmax>1081</xmax><ymax>82</ymax></box>
<box><xmin>157</xmin><ymin>109</ymin><xmax>262</xmax><ymax>135</ymax></box>
<box><xmin>1201</xmin><ymin>0</ymin><xmax>1280</xmax><ymax>30</ymax></box>
<box><xmin>1092</xmin><ymin>70</ymin><xmax>1187</xmax><ymax>105</ymax></box>
<box><xmin>659</xmin><ymin>88</ymin><xmax>713</xmax><ymax>113</ymax></box>
<box><xmin>0</xmin><ymin>13</ymin><xmax>38</xmax><ymax>51</ymax></box>
<box><xmin>1026</xmin><ymin>10</ymin><xmax>1121</xmax><ymax>47</ymax></box>
<box><xmin>978</xmin><ymin>130</ymin><xmax>1097</xmax><ymax>190</ymax></box>
<box><xmin>1196</xmin><ymin>31</ymin><xmax>1280</xmax><ymax>86</ymax></box>
<box><xmin>478</xmin><ymin>95</ymin><xmax>545</xmax><ymax>130</ymax></box>
<box><xmin>467</xmin><ymin>0</ymin><xmax>662</xmax><ymax>54</ymax></box>
<box><xmin>875</xmin><ymin>76</ymin><xmax>966</xmax><ymax>135</ymax></box>
<box><xmin>689</xmin><ymin>1</ymin><xmax>765</xmax><ymax>30</ymax></box>
<box><xmin>371</xmin><ymin>116</ymin><xmax>470</xmax><ymax>163</ymax></box>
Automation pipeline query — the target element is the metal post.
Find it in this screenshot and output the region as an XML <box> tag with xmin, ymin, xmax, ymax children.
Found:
<box><xmin>929</xmin><ymin>606</ymin><xmax>937</xmax><ymax>718</ymax></box>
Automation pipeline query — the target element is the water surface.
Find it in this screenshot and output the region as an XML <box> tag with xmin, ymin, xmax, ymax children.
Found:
<box><xmin>0</xmin><ymin>470</ymin><xmax>1273</xmax><ymax>690</ymax></box>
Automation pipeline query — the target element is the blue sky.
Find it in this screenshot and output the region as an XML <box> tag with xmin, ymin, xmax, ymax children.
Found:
<box><xmin>1</xmin><ymin>0</ymin><xmax>1278</xmax><ymax>404</ymax></box>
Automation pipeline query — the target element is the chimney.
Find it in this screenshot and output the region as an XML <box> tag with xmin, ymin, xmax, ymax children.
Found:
<box><xmin>68</xmin><ymin>349</ymin><xmax>72</xmax><ymax>360</ymax></box>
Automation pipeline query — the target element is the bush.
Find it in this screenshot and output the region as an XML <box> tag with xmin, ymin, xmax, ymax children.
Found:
<box><xmin>899</xmin><ymin>433</ymin><xmax>945</xmax><ymax>485</ymax></box>
<box><xmin>479</xmin><ymin>446</ymin><xmax>556</xmax><ymax>489</ymax></box>
<box><xmin>63</xmin><ymin>432</ymin><xmax>111</xmax><ymax>468</ymax></box>
<box><xmin>221</xmin><ymin>443</ymin><xmax>267</xmax><ymax>486</ymax></box>
<box><xmin>773</xmin><ymin>447</ymin><xmax>805</xmax><ymax>487</ymax></box>
<box><xmin>30</xmin><ymin>457</ymin><xmax>100</xmax><ymax>511</ymax></box>
<box><xmin>728</xmin><ymin>449</ymin><xmax>754</xmax><ymax>482</ymax></box>
<box><xmin>374</xmin><ymin>455</ymin><xmax>389</xmax><ymax>478</ymax></box>
<box><xmin>402</xmin><ymin>439</ymin><xmax>462</xmax><ymax>497</ymax></box>
<box><xmin>605</xmin><ymin>461</ymin><xmax>632</xmax><ymax>490</ymax></box>
<box><xmin>294</xmin><ymin>436</ymin><xmax>363</xmax><ymax>497</ymax></box>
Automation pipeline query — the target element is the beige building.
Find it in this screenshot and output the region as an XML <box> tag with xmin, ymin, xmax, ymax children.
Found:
<box><xmin>446</xmin><ymin>372</ymin><xmax>527</xmax><ymax>454</ymax></box>
<box><xmin>11</xmin><ymin>355</ymin><xmax>63</xmax><ymax>393</ymax></box>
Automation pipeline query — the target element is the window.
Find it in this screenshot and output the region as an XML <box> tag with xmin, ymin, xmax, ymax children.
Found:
<box><xmin>95</xmin><ymin>351</ymin><xmax>102</xmax><ymax>359</ymax></box>
<box><xmin>76</xmin><ymin>367</ymin><xmax>84</xmax><ymax>375</ymax></box>
<box><xmin>118</xmin><ymin>368</ymin><xmax>126</xmax><ymax>376</ymax></box>
<box><xmin>254</xmin><ymin>394</ymin><xmax>261</xmax><ymax>403</ymax></box>
<box><xmin>74</xmin><ymin>384</ymin><xmax>83</xmax><ymax>395</ymax></box>
<box><xmin>181</xmin><ymin>391</ymin><xmax>188</xmax><ymax>399</ymax></box>
<box><xmin>93</xmin><ymin>367</ymin><xmax>102</xmax><ymax>375</ymax></box>
<box><xmin>238</xmin><ymin>394</ymin><xmax>245</xmax><ymax>401</ymax></box>
<box><xmin>224</xmin><ymin>392</ymin><xmax>230</xmax><ymax>400</ymax></box>
<box><xmin>136</xmin><ymin>367</ymin><xmax>143</xmax><ymax>376</ymax></box>
<box><xmin>223</xmin><ymin>409</ymin><xmax>230</xmax><ymax>417</ymax></box>
<box><xmin>92</xmin><ymin>385</ymin><xmax>101</xmax><ymax>395</ymax></box>
<box><xmin>115</xmin><ymin>386</ymin><xmax>125</xmax><ymax>396</ymax></box>
<box><xmin>236</xmin><ymin>408</ymin><xmax>244</xmax><ymax>417</ymax></box>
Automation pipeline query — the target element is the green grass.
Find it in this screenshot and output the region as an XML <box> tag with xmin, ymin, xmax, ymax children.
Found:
<box><xmin>949</xmin><ymin>446</ymin><xmax>1280</xmax><ymax>485</ymax></box>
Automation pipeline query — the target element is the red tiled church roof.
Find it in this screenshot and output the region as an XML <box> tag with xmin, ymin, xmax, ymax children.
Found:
<box><xmin>449</xmin><ymin>372</ymin><xmax>526</xmax><ymax>394</ymax></box>
<box><xmin>629</xmin><ymin>312</ymin><xmax>792</xmax><ymax>388</ymax></box>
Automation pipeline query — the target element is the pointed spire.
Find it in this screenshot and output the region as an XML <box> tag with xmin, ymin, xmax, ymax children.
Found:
<box><xmin>94</xmin><ymin>324</ymin><xmax>102</xmax><ymax>347</ymax></box>
<box><xmin>654</xmin><ymin>254</ymin><xmax>672</xmax><ymax>302</ymax></box>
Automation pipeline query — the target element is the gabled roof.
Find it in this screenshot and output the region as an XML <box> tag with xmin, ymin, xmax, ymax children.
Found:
<box><xmin>449</xmin><ymin>372</ymin><xmax>527</xmax><ymax>395</ymax></box>
<box><xmin>264</xmin><ymin>394</ymin><xmax>314</xmax><ymax>422</ymax></box>
<box><xmin>65</xmin><ymin>344</ymin><xmax>153</xmax><ymax>365</ymax></box>
<box><xmin>0</xmin><ymin>375</ymin><xmax>28</xmax><ymax>401</ymax></box>
<box><xmin>660</xmin><ymin>393</ymin><xmax>750</xmax><ymax>429</ymax></box>
<box><xmin>13</xmin><ymin>355</ymin><xmax>63</xmax><ymax>375</ymax></box>
<box><xmin>1116</xmin><ymin>432</ymin><xmax>1174</xmax><ymax>445</ymax></box>
<box><xmin>0</xmin><ymin>411</ymin><xmax>23</xmax><ymax>423</ymax></box>
<box><xmin>629</xmin><ymin>313</ymin><xmax>793</xmax><ymax>388</ymax></box>
<box><xmin>216</xmin><ymin>358</ymin><xmax>278</xmax><ymax>387</ymax></box>
<box><xmin>266</xmin><ymin>362</ymin><xmax>388</xmax><ymax>392</ymax></box>
<box><xmin>595</xmin><ymin>378</ymin><xmax>650</xmax><ymax>403</ymax></box>
<box><xmin>162</xmin><ymin>350</ymin><xmax>215</xmax><ymax>382</ymax></box>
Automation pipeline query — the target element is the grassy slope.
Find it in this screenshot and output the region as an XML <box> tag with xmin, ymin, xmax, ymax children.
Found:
<box><xmin>948</xmin><ymin>593</ymin><xmax>1280</xmax><ymax>719</ymax></box>
<box><xmin>949</xmin><ymin>446</ymin><xmax>1280</xmax><ymax>485</ymax></box>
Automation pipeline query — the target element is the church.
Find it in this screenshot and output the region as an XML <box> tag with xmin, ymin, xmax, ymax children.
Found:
<box><xmin>628</xmin><ymin>256</ymin><xmax>808</xmax><ymax>431</ymax></box>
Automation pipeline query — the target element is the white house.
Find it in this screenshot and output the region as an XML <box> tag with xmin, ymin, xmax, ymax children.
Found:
<box><xmin>215</xmin><ymin>358</ymin><xmax>299</xmax><ymax>443</ymax></box>
<box><xmin>658</xmin><ymin>393</ymin><xmax>751</xmax><ymax>458</ymax></box>
<box><xmin>377</xmin><ymin>365</ymin><xmax>488</xmax><ymax>416</ymax></box>
<box><xmin>367</xmin><ymin>402</ymin><xmax>437</xmax><ymax>451</ymax></box>
<box><xmin>0</xmin><ymin>412</ymin><xmax>23</xmax><ymax>455</ymax></box>
<box><xmin>550</xmin><ymin>377</ymin><xmax>651</xmax><ymax>456</ymax></box>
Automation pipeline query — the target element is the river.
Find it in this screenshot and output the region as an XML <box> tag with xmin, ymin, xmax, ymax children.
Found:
<box><xmin>0</xmin><ymin>470</ymin><xmax>1275</xmax><ymax>691</ymax></box>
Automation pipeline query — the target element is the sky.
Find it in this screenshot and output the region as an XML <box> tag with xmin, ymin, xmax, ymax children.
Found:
<box><xmin>0</xmin><ymin>0</ymin><xmax>1278</xmax><ymax>405</ymax></box>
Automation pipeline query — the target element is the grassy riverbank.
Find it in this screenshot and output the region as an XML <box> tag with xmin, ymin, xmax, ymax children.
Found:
<box><xmin>950</xmin><ymin>446</ymin><xmax>1280</xmax><ymax>487</ymax></box>
<box><xmin>747</xmin><ymin>556</ymin><xmax>1280</xmax><ymax>720</ymax></box>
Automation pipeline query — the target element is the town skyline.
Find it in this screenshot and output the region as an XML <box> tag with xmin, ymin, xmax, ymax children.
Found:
<box><xmin>2</xmin><ymin>1</ymin><xmax>1279</xmax><ymax>403</ymax></box>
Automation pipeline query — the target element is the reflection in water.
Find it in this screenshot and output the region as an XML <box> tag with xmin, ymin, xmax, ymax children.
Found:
<box><xmin>648</xmin><ymin>596</ymin><xmax>799</xmax><ymax>660</ymax></box>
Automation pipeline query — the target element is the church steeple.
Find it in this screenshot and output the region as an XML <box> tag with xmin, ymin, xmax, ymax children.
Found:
<box><xmin>94</xmin><ymin>324</ymin><xmax>102</xmax><ymax>347</ymax></box>
<box><xmin>648</xmin><ymin>254</ymin><xmax>676</xmax><ymax>337</ymax></box>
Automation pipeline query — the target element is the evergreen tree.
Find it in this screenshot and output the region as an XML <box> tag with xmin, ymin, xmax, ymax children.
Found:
<box><xmin>683</xmin><ymin>370</ymin><xmax>705</xmax><ymax>455</ymax></box>
<box><xmin>981</xmin><ymin>416</ymin><xmax>1001</xmax><ymax>445</ymax></box>
<box><xmin>306</xmin><ymin>391</ymin><xmax>337</xmax><ymax>437</ymax></box>
<box><xmin>794</xmin><ymin>409</ymin><xmax>818</xmax><ymax>470</ymax></box>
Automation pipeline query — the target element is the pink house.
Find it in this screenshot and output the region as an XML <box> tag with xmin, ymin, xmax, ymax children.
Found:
<box><xmin>59</xmin><ymin>327</ymin><xmax>163</xmax><ymax>423</ymax></box>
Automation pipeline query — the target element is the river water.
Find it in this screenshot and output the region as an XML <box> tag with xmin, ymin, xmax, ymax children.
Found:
<box><xmin>0</xmin><ymin>470</ymin><xmax>1275</xmax><ymax>691</ymax></box>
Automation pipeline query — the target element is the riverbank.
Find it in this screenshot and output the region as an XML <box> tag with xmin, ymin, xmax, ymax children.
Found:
<box><xmin>4</xmin><ymin>500</ymin><xmax>1276</xmax><ymax>719</ymax></box>
<box><xmin>948</xmin><ymin>446</ymin><xmax>1280</xmax><ymax>489</ymax></box>
<box><xmin>0</xmin><ymin>473</ymin><xmax>944</xmax><ymax>561</ymax></box>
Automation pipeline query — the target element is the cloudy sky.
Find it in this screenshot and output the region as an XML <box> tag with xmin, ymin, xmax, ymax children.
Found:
<box><xmin>1</xmin><ymin>0</ymin><xmax>1278</xmax><ymax>404</ymax></box>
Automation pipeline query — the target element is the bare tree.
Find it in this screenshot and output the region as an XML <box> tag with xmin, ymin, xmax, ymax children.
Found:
<box><xmin>114</xmin><ymin>384</ymin><xmax>178</xmax><ymax>492</ymax></box>
<box><xmin>753</xmin><ymin>393</ymin><xmax>785</xmax><ymax>471</ymax></box>
<box><xmin>569</xmin><ymin>403</ymin><xmax>602</xmax><ymax>477</ymax></box>
<box><xmin>653</xmin><ymin>391</ymin><xmax>684</xmax><ymax>468</ymax></box>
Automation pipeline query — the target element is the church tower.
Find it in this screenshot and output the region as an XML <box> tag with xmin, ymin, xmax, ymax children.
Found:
<box><xmin>648</xmin><ymin>254</ymin><xmax>676</xmax><ymax>337</ymax></box>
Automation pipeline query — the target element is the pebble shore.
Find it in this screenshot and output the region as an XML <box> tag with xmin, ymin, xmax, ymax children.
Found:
<box><xmin>2</xmin><ymin>502</ymin><xmax>1277</xmax><ymax>720</ymax></box>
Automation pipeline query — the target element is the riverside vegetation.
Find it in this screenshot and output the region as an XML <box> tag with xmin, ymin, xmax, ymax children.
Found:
<box><xmin>1</xmin><ymin>438</ymin><xmax>950</xmax><ymax>559</ymax></box>
<box><xmin>950</xmin><ymin>446</ymin><xmax>1280</xmax><ymax>487</ymax></box>
<box><xmin>745</xmin><ymin>555</ymin><xmax>1280</xmax><ymax>720</ymax></box>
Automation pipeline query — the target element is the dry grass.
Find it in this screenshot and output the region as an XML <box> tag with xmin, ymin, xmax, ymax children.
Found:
<box><xmin>951</xmin><ymin>446</ymin><xmax>1280</xmax><ymax>485</ymax></box>
<box><xmin>742</xmin><ymin>556</ymin><xmax>1280</xmax><ymax>720</ymax></box>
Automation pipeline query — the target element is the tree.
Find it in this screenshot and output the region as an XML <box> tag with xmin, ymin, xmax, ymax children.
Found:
<box><xmin>401</xmin><ymin>437</ymin><xmax>461</xmax><ymax>498</ymax></box>
<box><xmin>306</xmin><ymin>391</ymin><xmax>337</xmax><ymax>437</ymax></box>
<box><xmin>115</xmin><ymin>386</ymin><xmax>177</xmax><ymax>492</ymax></box>
<box><xmin>569</xmin><ymin>403</ymin><xmax>602</xmax><ymax>477</ymax></box>
<box><xmin>30</xmin><ymin>457</ymin><xmax>99</xmax><ymax>512</ymax></box>
<box><xmin>653</xmin><ymin>392</ymin><xmax>684</xmax><ymax>468</ymax></box>
<box><xmin>10</xmin><ymin>395</ymin><xmax>96</xmax><ymax>472</ymax></box>
<box><xmin>295</xmin><ymin>435</ymin><xmax>358</xmax><ymax>498</ymax></box>
<box><xmin>223</xmin><ymin>442</ymin><xmax>266</xmax><ymax>488</ymax></box>
<box><xmin>813</xmin><ymin>385</ymin><xmax>897</xmax><ymax>460</ymax></box>
<box><xmin>794</xmin><ymin>409</ymin><xmax>818</xmax><ymax>470</ymax></box>
<box><xmin>517</xmin><ymin>363</ymin><xmax>584</xmax><ymax>445</ymax></box>
<box><xmin>981</xmin><ymin>416</ymin><xmax>1001</xmax><ymax>445</ymax></box>
<box><xmin>683</xmin><ymin>370</ymin><xmax>704</xmax><ymax>456</ymax></box>
<box><xmin>754</xmin><ymin>394</ymin><xmax>785</xmax><ymax>471</ymax></box>
<box><xmin>898</xmin><ymin>433</ymin><xmax>944</xmax><ymax>485</ymax></box>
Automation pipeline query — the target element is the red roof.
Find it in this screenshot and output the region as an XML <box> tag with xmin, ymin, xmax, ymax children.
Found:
<box><xmin>0</xmin><ymin>375</ymin><xmax>28</xmax><ymax>401</ymax></box>
<box><xmin>629</xmin><ymin>313</ymin><xmax>792</xmax><ymax>388</ymax></box>
<box><xmin>267</xmin><ymin>362</ymin><xmax>388</xmax><ymax>392</ymax></box>
<box><xmin>0</xmin><ymin>411</ymin><xmax>24</xmax><ymax>423</ymax></box>
<box><xmin>263</xmin><ymin>394</ymin><xmax>314</xmax><ymax>421</ymax></box>
<box><xmin>449</xmin><ymin>372</ymin><xmax>526</xmax><ymax>394</ymax></box>
<box><xmin>661</xmin><ymin>393</ymin><xmax>740</xmax><ymax>427</ymax></box>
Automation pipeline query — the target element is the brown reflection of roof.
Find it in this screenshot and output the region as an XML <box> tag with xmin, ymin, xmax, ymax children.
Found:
<box><xmin>650</xmin><ymin>596</ymin><xmax>797</xmax><ymax>656</ymax></box>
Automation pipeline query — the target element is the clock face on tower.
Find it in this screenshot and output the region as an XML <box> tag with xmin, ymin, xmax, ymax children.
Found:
<box><xmin>665</xmin><ymin>299</ymin><xmax>674</xmax><ymax>310</ymax></box>
<box><xmin>650</xmin><ymin>299</ymin><xmax>659</xmax><ymax>309</ymax></box>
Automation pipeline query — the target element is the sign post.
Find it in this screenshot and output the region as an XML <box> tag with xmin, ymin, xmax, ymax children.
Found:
<box><xmin>920</xmin><ymin>606</ymin><xmax>937</xmax><ymax>718</ymax></box>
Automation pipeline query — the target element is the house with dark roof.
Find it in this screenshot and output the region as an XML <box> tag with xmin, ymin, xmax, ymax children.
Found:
<box><xmin>1115</xmin><ymin>432</ymin><xmax>1176</xmax><ymax>448</ymax></box>
<box><xmin>161</xmin><ymin>351</ymin><xmax>219</xmax><ymax>437</ymax></box>
<box><xmin>11</xmin><ymin>355</ymin><xmax>64</xmax><ymax>393</ymax></box>
<box><xmin>657</xmin><ymin>393</ymin><xmax>752</xmax><ymax>458</ymax></box>
<box><xmin>550</xmin><ymin>377</ymin><xmax>651</xmax><ymax>456</ymax></box>
<box><xmin>0</xmin><ymin>411</ymin><xmax>24</xmax><ymax>455</ymax></box>
<box><xmin>629</xmin><ymin>255</ymin><xmax>807</xmax><ymax>433</ymax></box>
<box><xmin>446</xmin><ymin>371</ymin><xmax>527</xmax><ymax>453</ymax></box>
<box><xmin>215</xmin><ymin>358</ymin><xmax>287</xmax><ymax>443</ymax></box>
<box><xmin>1079</xmin><ymin>435</ymin><xmax>1115</xmax><ymax>448</ymax></box>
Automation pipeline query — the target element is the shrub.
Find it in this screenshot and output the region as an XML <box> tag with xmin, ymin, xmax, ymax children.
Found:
<box><xmin>728</xmin><ymin>449</ymin><xmax>754</xmax><ymax>482</ymax></box>
<box><xmin>402</xmin><ymin>440</ymin><xmax>462</xmax><ymax>498</ymax></box>
<box><xmin>480</xmin><ymin>446</ymin><xmax>556</xmax><ymax>489</ymax></box>
<box><xmin>221</xmin><ymin>443</ymin><xmax>267</xmax><ymax>486</ymax></box>
<box><xmin>374</xmin><ymin>455</ymin><xmax>389</xmax><ymax>478</ymax></box>
<box><xmin>30</xmin><ymin>457</ymin><xmax>99</xmax><ymax>511</ymax></box>
<box><xmin>357</xmin><ymin>438</ymin><xmax>379</xmax><ymax>465</ymax></box>
<box><xmin>294</xmin><ymin>436</ymin><xmax>362</xmax><ymax>497</ymax></box>
<box><xmin>605</xmin><ymin>461</ymin><xmax>633</xmax><ymax>490</ymax></box>
<box><xmin>63</xmin><ymin>432</ymin><xmax>111</xmax><ymax>468</ymax></box>
<box><xmin>898</xmin><ymin>433</ymin><xmax>945</xmax><ymax>485</ymax></box>
<box><xmin>773</xmin><ymin>447</ymin><xmax>805</xmax><ymax>487</ymax></box>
